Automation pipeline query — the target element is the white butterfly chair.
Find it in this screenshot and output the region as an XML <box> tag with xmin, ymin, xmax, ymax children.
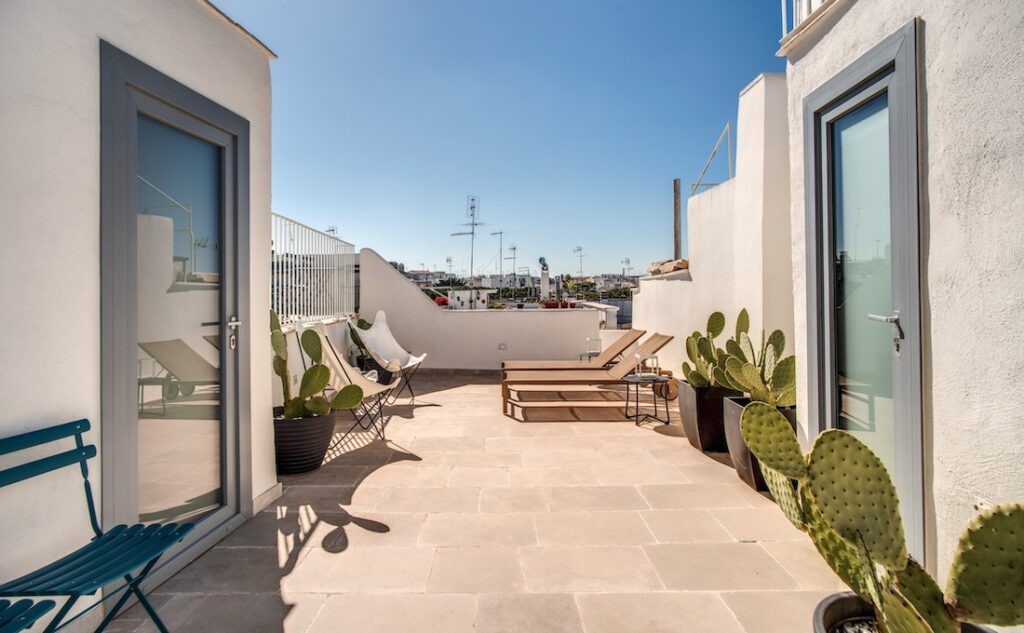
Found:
<box><xmin>349</xmin><ymin>311</ymin><xmax>427</xmax><ymax>404</ymax></box>
<box><xmin>295</xmin><ymin>322</ymin><xmax>401</xmax><ymax>443</ymax></box>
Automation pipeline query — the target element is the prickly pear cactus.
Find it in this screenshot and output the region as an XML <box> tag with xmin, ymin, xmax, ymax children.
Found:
<box><xmin>801</xmin><ymin>486</ymin><xmax>874</xmax><ymax>599</ymax></box>
<box><xmin>945</xmin><ymin>503</ymin><xmax>1024</xmax><ymax>626</ymax></box>
<box><xmin>706</xmin><ymin>311</ymin><xmax>726</xmax><ymax>338</ymax></box>
<box><xmin>300</xmin><ymin>329</ymin><xmax>324</xmax><ymax>364</ymax></box>
<box><xmin>806</xmin><ymin>430</ymin><xmax>908</xmax><ymax>570</ymax></box>
<box><xmin>735</xmin><ymin>308</ymin><xmax>750</xmax><ymax>341</ymax></box>
<box><xmin>879</xmin><ymin>583</ymin><xmax>934</xmax><ymax>633</ymax></box>
<box><xmin>891</xmin><ymin>559</ymin><xmax>958</xmax><ymax>633</ymax></box>
<box><xmin>762</xmin><ymin>466</ymin><xmax>805</xmax><ymax>531</ymax></box>
<box><xmin>739</xmin><ymin>402</ymin><xmax>807</xmax><ymax>480</ymax></box>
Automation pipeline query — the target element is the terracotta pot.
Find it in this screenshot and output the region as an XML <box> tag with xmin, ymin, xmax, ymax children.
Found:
<box><xmin>723</xmin><ymin>397</ymin><xmax>797</xmax><ymax>491</ymax></box>
<box><xmin>273</xmin><ymin>411</ymin><xmax>337</xmax><ymax>475</ymax></box>
<box><xmin>677</xmin><ymin>380</ymin><xmax>741</xmax><ymax>453</ymax></box>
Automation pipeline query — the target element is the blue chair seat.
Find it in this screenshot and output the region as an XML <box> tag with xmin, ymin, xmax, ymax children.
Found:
<box><xmin>0</xmin><ymin>523</ymin><xmax>192</xmax><ymax>598</ymax></box>
<box><xmin>0</xmin><ymin>599</ymin><xmax>56</xmax><ymax>633</ymax></box>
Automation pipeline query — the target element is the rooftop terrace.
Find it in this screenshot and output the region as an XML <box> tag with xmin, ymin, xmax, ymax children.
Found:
<box><xmin>113</xmin><ymin>373</ymin><xmax>844</xmax><ymax>633</ymax></box>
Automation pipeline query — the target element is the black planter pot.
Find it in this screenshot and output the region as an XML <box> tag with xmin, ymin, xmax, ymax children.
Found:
<box><xmin>677</xmin><ymin>380</ymin><xmax>741</xmax><ymax>453</ymax></box>
<box><xmin>813</xmin><ymin>593</ymin><xmax>993</xmax><ymax>633</ymax></box>
<box><xmin>723</xmin><ymin>397</ymin><xmax>797</xmax><ymax>491</ymax></box>
<box><xmin>273</xmin><ymin>411</ymin><xmax>337</xmax><ymax>475</ymax></box>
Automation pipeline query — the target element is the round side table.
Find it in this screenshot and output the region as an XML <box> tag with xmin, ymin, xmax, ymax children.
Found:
<box><xmin>623</xmin><ymin>374</ymin><xmax>671</xmax><ymax>425</ymax></box>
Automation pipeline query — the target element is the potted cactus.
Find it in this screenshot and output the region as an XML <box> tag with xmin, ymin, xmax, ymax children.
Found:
<box><xmin>271</xmin><ymin>310</ymin><xmax>363</xmax><ymax>474</ymax></box>
<box><xmin>739</xmin><ymin>402</ymin><xmax>1020</xmax><ymax>633</ymax></box>
<box><xmin>678</xmin><ymin>311</ymin><xmax>741</xmax><ymax>452</ymax></box>
<box><xmin>718</xmin><ymin>308</ymin><xmax>797</xmax><ymax>490</ymax></box>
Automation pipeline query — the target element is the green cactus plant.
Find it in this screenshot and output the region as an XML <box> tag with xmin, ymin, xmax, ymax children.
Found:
<box><xmin>681</xmin><ymin>311</ymin><xmax>731</xmax><ymax>388</ymax></box>
<box><xmin>271</xmin><ymin>310</ymin><xmax>363</xmax><ymax>420</ymax></box>
<box><xmin>738</xmin><ymin>403</ymin><xmax>1024</xmax><ymax>632</ymax></box>
<box><xmin>717</xmin><ymin>308</ymin><xmax>796</xmax><ymax>407</ymax></box>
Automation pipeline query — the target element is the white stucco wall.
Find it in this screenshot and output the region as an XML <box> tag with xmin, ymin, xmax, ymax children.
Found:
<box><xmin>0</xmin><ymin>0</ymin><xmax>273</xmax><ymax>619</ymax></box>
<box><xmin>358</xmin><ymin>249</ymin><xmax>602</xmax><ymax>370</ymax></box>
<box><xmin>632</xmin><ymin>73</ymin><xmax>794</xmax><ymax>375</ymax></box>
<box><xmin>784</xmin><ymin>0</ymin><xmax>1024</xmax><ymax>592</ymax></box>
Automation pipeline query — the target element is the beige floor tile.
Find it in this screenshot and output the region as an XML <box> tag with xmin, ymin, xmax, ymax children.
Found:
<box><xmin>480</xmin><ymin>487</ymin><xmax>549</xmax><ymax>513</ymax></box>
<box><xmin>418</xmin><ymin>512</ymin><xmax>537</xmax><ymax>547</ymax></box>
<box><xmin>509</xmin><ymin>466</ymin><xmax>600</xmax><ymax>487</ymax></box>
<box><xmin>277</xmin><ymin>465</ymin><xmax>367</xmax><ymax>487</ymax></box>
<box><xmin>373</xmin><ymin>487</ymin><xmax>480</xmax><ymax>512</ymax></box>
<box><xmin>594</xmin><ymin>463</ymin><xmax>691</xmax><ymax>485</ymax></box>
<box><xmin>427</xmin><ymin>547</ymin><xmax>525</xmax><ymax>592</ymax></box>
<box><xmin>519</xmin><ymin>546</ymin><xmax>662</xmax><ymax>592</ymax></box>
<box><xmin>309</xmin><ymin>593</ymin><xmax>476</xmax><ymax>633</ymax></box>
<box><xmin>638</xmin><ymin>483</ymin><xmax>752</xmax><ymax>509</ymax></box>
<box><xmin>677</xmin><ymin>461</ymin><xmax>742</xmax><ymax>483</ymax></box>
<box><xmin>760</xmin><ymin>540</ymin><xmax>849</xmax><ymax>590</ymax></box>
<box><xmin>360</xmin><ymin>464</ymin><xmax>452</xmax><ymax>488</ymax></box>
<box><xmin>272</xmin><ymin>484</ymin><xmax>382</xmax><ymax>513</ymax></box>
<box><xmin>476</xmin><ymin>594</ymin><xmax>584</xmax><ymax>633</ymax></box>
<box><xmin>577</xmin><ymin>592</ymin><xmax>746</xmax><ymax>633</ymax></box>
<box><xmin>710</xmin><ymin>507</ymin><xmax>807</xmax><ymax>542</ymax></box>
<box><xmin>443</xmin><ymin>451</ymin><xmax>523</xmax><ymax>467</ymax></box>
<box><xmin>640</xmin><ymin>509</ymin><xmax>736</xmax><ymax>543</ymax></box>
<box><xmin>721</xmin><ymin>590</ymin><xmax>834</xmax><ymax>633</ymax></box>
<box><xmin>545</xmin><ymin>486</ymin><xmax>650</xmax><ymax>511</ymax></box>
<box><xmin>283</xmin><ymin>547</ymin><xmax>435</xmax><ymax>593</ymax></box>
<box><xmin>448</xmin><ymin>466</ymin><xmax>510</xmax><ymax>487</ymax></box>
<box><xmin>158</xmin><ymin>546</ymin><xmax>289</xmax><ymax>593</ymax></box>
<box><xmin>643</xmin><ymin>543</ymin><xmax>800</xmax><ymax>590</ymax></box>
<box><xmin>534</xmin><ymin>511</ymin><xmax>655</xmax><ymax>545</ymax></box>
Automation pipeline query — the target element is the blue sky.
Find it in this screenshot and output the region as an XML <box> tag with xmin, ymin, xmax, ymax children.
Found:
<box><xmin>217</xmin><ymin>0</ymin><xmax>785</xmax><ymax>277</ymax></box>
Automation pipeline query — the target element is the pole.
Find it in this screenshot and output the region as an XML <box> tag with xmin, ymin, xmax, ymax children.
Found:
<box><xmin>491</xmin><ymin>231</ymin><xmax>504</xmax><ymax>287</ymax></box>
<box><xmin>673</xmin><ymin>178</ymin><xmax>682</xmax><ymax>260</ymax></box>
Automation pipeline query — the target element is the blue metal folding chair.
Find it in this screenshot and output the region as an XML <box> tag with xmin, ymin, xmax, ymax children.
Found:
<box><xmin>0</xmin><ymin>419</ymin><xmax>194</xmax><ymax>632</ymax></box>
<box><xmin>0</xmin><ymin>599</ymin><xmax>56</xmax><ymax>633</ymax></box>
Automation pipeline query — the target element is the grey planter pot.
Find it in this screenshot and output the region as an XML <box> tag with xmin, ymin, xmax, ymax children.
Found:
<box><xmin>677</xmin><ymin>380</ymin><xmax>741</xmax><ymax>453</ymax></box>
<box><xmin>273</xmin><ymin>410</ymin><xmax>337</xmax><ymax>475</ymax></box>
<box><xmin>813</xmin><ymin>593</ymin><xmax>993</xmax><ymax>633</ymax></box>
<box><xmin>723</xmin><ymin>397</ymin><xmax>797</xmax><ymax>491</ymax></box>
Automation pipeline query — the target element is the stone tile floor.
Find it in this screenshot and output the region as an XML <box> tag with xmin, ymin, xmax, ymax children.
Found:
<box><xmin>114</xmin><ymin>373</ymin><xmax>845</xmax><ymax>632</ymax></box>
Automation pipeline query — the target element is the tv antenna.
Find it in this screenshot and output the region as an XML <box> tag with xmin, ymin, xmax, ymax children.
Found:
<box><xmin>573</xmin><ymin>246</ymin><xmax>585</xmax><ymax>276</ymax></box>
<box><xmin>491</xmin><ymin>230</ymin><xmax>504</xmax><ymax>282</ymax></box>
<box><xmin>621</xmin><ymin>257</ymin><xmax>632</xmax><ymax>276</ymax></box>
<box><xmin>446</xmin><ymin>256</ymin><xmax>453</xmax><ymax>275</ymax></box>
<box><xmin>451</xmin><ymin>195</ymin><xmax>484</xmax><ymax>278</ymax></box>
<box><xmin>505</xmin><ymin>244</ymin><xmax>518</xmax><ymax>286</ymax></box>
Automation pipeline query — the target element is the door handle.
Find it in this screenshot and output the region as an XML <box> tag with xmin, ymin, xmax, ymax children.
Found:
<box><xmin>226</xmin><ymin>316</ymin><xmax>241</xmax><ymax>350</ymax></box>
<box><xmin>226</xmin><ymin>317</ymin><xmax>241</xmax><ymax>331</ymax></box>
<box><xmin>867</xmin><ymin>313</ymin><xmax>900</xmax><ymax>324</ymax></box>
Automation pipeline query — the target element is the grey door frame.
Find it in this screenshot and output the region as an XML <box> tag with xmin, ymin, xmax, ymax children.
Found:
<box><xmin>100</xmin><ymin>40</ymin><xmax>253</xmax><ymax>589</ymax></box>
<box><xmin>802</xmin><ymin>20</ymin><xmax>924</xmax><ymax>559</ymax></box>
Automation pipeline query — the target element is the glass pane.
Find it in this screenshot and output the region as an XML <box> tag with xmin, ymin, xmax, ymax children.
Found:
<box><xmin>831</xmin><ymin>93</ymin><xmax>894</xmax><ymax>467</ymax></box>
<box><xmin>136</xmin><ymin>115</ymin><xmax>223</xmax><ymax>524</ymax></box>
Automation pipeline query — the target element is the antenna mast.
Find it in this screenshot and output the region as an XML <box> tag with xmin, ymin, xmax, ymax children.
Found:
<box><xmin>505</xmin><ymin>244</ymin><xmax>518</xmax><ymax>288</ymax></box>
<box><xmin>621</xmin><ymin>257</ymin><xmax>632</xmax><ymax>277</ymax></box>
<box><xmin>491</xmin><ymin>230</ymin><xmax>504</xmax><ymax>286</ymax></box>
<box><xmin>451</xmin><ymin>195</ymin><xmax>483</xmax><ymax>278</ymax></box>
<box><xmin>573</xmin><ymin>246</ymin><xmax>585</xmax><ymax>277</ymax></box>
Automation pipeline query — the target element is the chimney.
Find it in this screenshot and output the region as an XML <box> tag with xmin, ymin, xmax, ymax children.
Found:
<box><xmin>673</xmin><ymin>178</ymin><xmax>682</xmax><ymax>260</ymax></box>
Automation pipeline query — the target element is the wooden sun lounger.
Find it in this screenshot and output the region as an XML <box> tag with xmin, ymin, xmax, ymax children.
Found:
<box><xmin>500</xmin><ymin>329</ymin><xmax>645</xmax><ymax>376</ymax></box>
<box><xmin>501</xmin><ymin>333</ymin><xmax>675</xmax><ymax>416</ymax></box>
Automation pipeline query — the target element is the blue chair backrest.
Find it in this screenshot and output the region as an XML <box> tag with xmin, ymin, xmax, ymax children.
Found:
<box><xmin>0</xmin><ymin>419</ymin><xmax>101</xmax><ymax>535</ymax></box>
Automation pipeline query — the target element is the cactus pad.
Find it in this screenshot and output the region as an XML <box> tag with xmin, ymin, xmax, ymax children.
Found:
<box><xmin>762</xmin><ymin>466</ymin><xmax>805</xmax><ymax>530</ymax></box>
<box><xmin>767</xmin><ymin>329</ymin><xmax>786</xmax><ymax>357</ymax></box>
<box><xmin>739</xmin><ymin>402</ymin><xmax>807</xmax><ymax>479</ymax></box>
<box><xmin>686</xmin><ymin>337</ymin><xmax>700</xmax><ymax>364</ymax></box>
<box><xmin>331</xmin><ymin>384</ymin><xmax>363</xmax><ymax>410</ymax></box>
<box><xmin>945</xmin><ymin>503</ymin><xmax>1024</xmax><ymax>626</ymax></box>
<box><xmin>807</xmin><ymin>430</ymin><xmax>908</xmax><ymax>570</ymax></box>
<box><xmin>801</xmin><ymin>486</ymin><xmax>874</xmax><ymax>598</ymax></box>
<box><xmin>770</xmin><ymin>356</ymin><xmax>796</xmax><ymax>393</ymax></box>
<box><xmin>726</xmin><ymin>339</ymin><xmax>746</xmax><ymax>362</ymax></box>
<box><xmin>735</xmin><ymin>308</ymin><xmax>750</xmax><ymax>340</ymax></box>
<box><xmin>299</xmin><ymin>364</ymin><xmax>330</xmax><ymax>399</ymax></box>
<box><xmin>271</xmin><ymin>330</ymin><xmax>288</xmax><ymax>360</ymax></box>
<box><xmin>879</xmin><ymin>584</ymin><xmax>934</xmax><ymax>633</ymax></box>
<box><xmin>300</xmin><ymin>329</ymin><xmax>323</xmax><ymax>364</ymax></box>
<box><xmin>706</xmin><ymin>311</ymin><xmax>726</xmax><ymax>338</ymax></box>
<box><xmin>304</xmin><ymin>395</ymin><xmax>331</xmax><ymax>417</ymax></box>
<box><xmin>739</xmin><ymin>332</ymin><xmax>757</xmax><ymax>367</ymax></box>
<box><xmin>270</xmin><ymin>309</ymin><xmax>282</xmax><ymax>333</ymax></box>
<box><xmin>891</xmin><ymin>558</ymin><xmax>957</xmax><ymax>633</ymax></box>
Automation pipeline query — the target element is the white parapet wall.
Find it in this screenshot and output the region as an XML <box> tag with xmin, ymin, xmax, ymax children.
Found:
<box><xmin>358</xmin><ymin>249</ymin><xmax>603</xmax><ymax>370</ymax></box>
<box><xmin>632</xmin><ymin>73</ymin><xmax>794</xmax><ymax>381</ymax></box>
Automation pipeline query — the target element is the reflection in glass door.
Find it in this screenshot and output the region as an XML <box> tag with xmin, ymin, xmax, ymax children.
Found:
<box><xmin>830</xmin><ymin>94</ymin><xmax>895</xmax><ymax>467</ymax></box>
<box><xmin>136</xmin><ymin>115</ymin><xmax>223</xmax><ymax>524</ymax></box>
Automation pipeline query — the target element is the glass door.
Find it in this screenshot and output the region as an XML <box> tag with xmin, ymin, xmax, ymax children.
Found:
<box><xmin>136</xmin><ymin>114</ymin><xmax>227</xmax><ymax>525</ymax></box>
<box><xmin>101</xmin><ymin>42</ymin><xmax>250</xmax><ymax>587</ymax></box>
<box><xmin>805</xmin><ymin>21</ymin><xmax>923</xmax><ymax>559</ymax></box>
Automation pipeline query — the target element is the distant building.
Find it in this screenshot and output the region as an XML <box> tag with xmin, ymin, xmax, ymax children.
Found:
<box><xmin>447</xmin><ymin>288</ymin><xmax>497</xmax><ymax>310</ymax></box>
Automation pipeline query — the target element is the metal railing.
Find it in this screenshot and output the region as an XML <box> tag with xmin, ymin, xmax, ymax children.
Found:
<box><xmin>271</xmin><ymin>213</ymin><xmax>356</xmax><ymax>325</ymax></box>
<box><xmin>691</xmin><ymin>122</ymin><xmax>734</xmax><ymax>196</ymax></box>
